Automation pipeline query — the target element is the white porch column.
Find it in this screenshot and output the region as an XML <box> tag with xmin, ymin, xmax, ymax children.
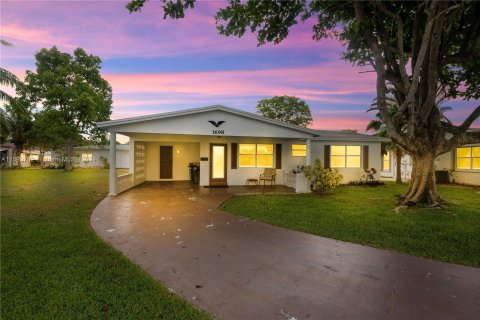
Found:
<box><xmin>306</xmin><ymin>138</ymin><xmax>312</xmax><ymax>166</ymax></box>
<box><xmin>109</xmin><ymin>131</ymin><xmax>117</xmax><ymax>196</ymax></box>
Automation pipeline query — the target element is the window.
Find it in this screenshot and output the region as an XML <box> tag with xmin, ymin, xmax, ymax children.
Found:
<box><xmin>44</xmin><ymin>155</ymin><xmax>52</xmax><ymax>162</ymax></box>
<box><xmin>383</xmin><ymin>151</ymin><xmax>391</xmax><ymax>171</ymax></box>
<box><xmin>239</xmin><ymin>144</ymin><xmax>273</xmax><ymax>168</ymax></box>
<box><xmin>29</xmin><ymin>154</ymin><xmax>39</xmax><ymax>161</ymax></box>
<box><xmin>456</xmin><ymin>146</ymin><xmax>480</xmax><ymax>170</ymax></box>
<box><xmin>331</xmin><ymin>145</ymin><xmax>361</xmax><ymax>168</ymax></box>
<box><xmin>292</xmin><ymin>144</ymin><xmax>306</xmax><ymax>157</ymax></box>
<box><xmin>82</xmin><ymin>153</ymin><xmax>93</xmax><ymax>162</ymax></box>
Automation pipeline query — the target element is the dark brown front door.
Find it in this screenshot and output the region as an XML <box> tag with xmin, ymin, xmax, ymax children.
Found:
<box><xmin>209</xmin><ymin>144</ymin><xmax>227</xmax><ymax>186</ymax></box>
<box><xmin>160</xmin><ymin>146</ymin><xmax>173</xmax><ymax>179</ymax></box>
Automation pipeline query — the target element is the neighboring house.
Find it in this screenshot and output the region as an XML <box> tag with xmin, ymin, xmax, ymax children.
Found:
<box><xmin>381</xmin><ymin>129</ymin><xmax>480</xmax><ymax>186</ymax></box>
<box><xmin>97</xmin><ymin>105</ymin><xmax>388</xmax><ymax>195</ymax></box>
<box><xmin>0</xmin><ymin>143</ymin><xmax>53</xmax><ymax>168</ymax></box>
<box><xmin>72</xmin><ymin>145</ymin><xmax>129</xmax><ymax>169</ymax></box>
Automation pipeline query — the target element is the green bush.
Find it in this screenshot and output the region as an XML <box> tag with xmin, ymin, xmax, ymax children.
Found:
<box><xmin>304</xmin><ymin>159</ymin><xmax>343</xmax><ymax>194</ymax></box>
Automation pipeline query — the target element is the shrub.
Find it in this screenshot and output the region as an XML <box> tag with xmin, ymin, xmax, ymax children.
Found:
<box><xmin>348</xmin><ymin>168</ymin><xmax>385</xmax><ymax>187</ymax></box>
<box><xmin>303</xmin><ymin>159</ymin><xmax>343</xmax><ymax>194</ymax></box>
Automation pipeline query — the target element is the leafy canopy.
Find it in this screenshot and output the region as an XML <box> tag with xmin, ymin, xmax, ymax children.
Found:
<box><xmin>26</xmin><ymin>47</ymin><xmax>112</xmax><ymax>146</ymax></box>
<box><xmin>126</xmin><ymin>0</ymin><xmax>480</xmax><ymax>151</ymax></box>
<box><xmin>256</xmin><ymin>95</ymin><xmax>313</xmax><ymax>127</ymax></box>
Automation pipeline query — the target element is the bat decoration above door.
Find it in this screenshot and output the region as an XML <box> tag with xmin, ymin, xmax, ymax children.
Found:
<box><xmin>208</xmin><ymin>120</ymin><xmax>226</xmax><ymax>128</ymax></box>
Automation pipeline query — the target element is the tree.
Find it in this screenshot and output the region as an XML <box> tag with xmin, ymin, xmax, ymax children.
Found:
<box><xmin>127</xmin><ymin>0</ymin><xmax>480</xmax><ymax>206</ymax></box>
<box><xmin>4</xmin><ymin>84</ymin><xmax>35</xmax><ymax>168</ymax></box>
<box><xmin>29</xmin><ymin>111</ymin><xmax>63</xmax><ymax>167</ymax></box>
<box><xmin>256</xmin><ymin>95</ymin><xmax>313</xmax><ymax>126</ymax></box>
<box><xmin>0</xmin><ymin>108</ymin><xmax>10</xmax><ymax>144</ymax></box>
<box><xmin>25</xmin><ymin>47</ymin><xmax>112</xmax><ymax>171</ymax></box>
<box><xmin>0</xmin><ymin>39</ymin><xmax>19</xmax><ymax>102</ymax></box>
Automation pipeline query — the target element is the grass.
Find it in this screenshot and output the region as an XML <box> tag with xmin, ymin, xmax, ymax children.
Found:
<box><xmin>1</xmin><ymin>169</ymin><xmax>211</xmax><ymax>320</ymax></box>
<box><xmin>221</xmin><ymin>183</ymin><xmax>480</xmax><ymax>267</ymax></box>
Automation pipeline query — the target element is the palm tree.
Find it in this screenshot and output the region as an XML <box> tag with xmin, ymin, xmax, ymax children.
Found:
<box><xmin>0</xmin><ymin>108</ymin><xmax>11</xmax><ymax>144</ymax></box>
<box><xmin>1</xmin><ymin>39</ymin><xmax>19</xmax><ymax>102</ymax></box>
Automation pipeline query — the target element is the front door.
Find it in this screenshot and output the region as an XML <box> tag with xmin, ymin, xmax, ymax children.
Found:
<box><xmin>160</xmin><ymin>146</ymin><xmax>173</xmax><ymax>179</ymax></box>
<box><xmin>210</xmin><ymin>144</ymin><xmax>227</xmax><ymax>186</ymax></box>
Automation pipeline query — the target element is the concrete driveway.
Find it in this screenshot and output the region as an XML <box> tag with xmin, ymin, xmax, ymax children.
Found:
<box><xmin>91</xmin><ymin>182</ymin><xmax>480</xmax><ymax>320</ymax></box>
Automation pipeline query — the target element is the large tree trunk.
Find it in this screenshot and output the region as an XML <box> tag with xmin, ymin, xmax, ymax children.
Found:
<box><xmin>65</xmin><ymin>141</ymin><xmax>74</xmax><ymax>171</ymax></box>
<box><xmin>401</xmin><ymin>153</ymin><xmax>443</xmax><ymax>206</ymax></box>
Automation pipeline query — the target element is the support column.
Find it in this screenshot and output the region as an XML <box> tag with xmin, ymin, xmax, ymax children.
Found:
<box><xmin>306</xmin><ymin>138</ymin><xmax>312</xmax><ymax>166</ymax></box>
<box><xmin>109</xmin><ymin>131</ymin><xmax>117</xmax><ymax>196</ymax></box>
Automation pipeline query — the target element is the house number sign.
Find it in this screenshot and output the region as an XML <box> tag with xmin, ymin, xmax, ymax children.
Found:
<box><xmin>208</xmin><ymin>120</ymin><xmax>225</xmax><ymax>135</ymax></box>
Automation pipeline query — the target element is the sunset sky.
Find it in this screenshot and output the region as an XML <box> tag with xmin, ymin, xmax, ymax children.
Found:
<box><xmin>1</xmin><ymin>0</ymin><xmax>478</xmax><ymax>133</ymax></box>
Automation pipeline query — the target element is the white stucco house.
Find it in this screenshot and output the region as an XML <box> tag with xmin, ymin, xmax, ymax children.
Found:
<box><xmin>0</xmin><ymin>144</ymin><xmax>53</xmax><ymax>168</ymax></box>
<box><xmin>97</xmin><ymin>105</ymin><xmax>388</xmax><ymax>195</ymax></box>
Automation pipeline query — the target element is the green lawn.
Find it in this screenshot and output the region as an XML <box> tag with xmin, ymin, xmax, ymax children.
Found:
<box><xmin>1</xmin><ymin>169</ymin><xmax>211</xmax><ymax>320</ymax></box>
<box><xmin>222</xmin><ymin>183</ymin><xmax>480</xmax><ymax>267</ymax></box>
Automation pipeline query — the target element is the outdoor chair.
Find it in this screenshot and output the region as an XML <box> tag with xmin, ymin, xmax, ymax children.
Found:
<box><xmin>259</xmin><ymin>168</ymin><xmax>276</xmax><ymax>186</ymax></box>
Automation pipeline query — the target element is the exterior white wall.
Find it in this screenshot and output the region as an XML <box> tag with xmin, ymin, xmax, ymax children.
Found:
<box><xmin>145</xmin><ymin>141</ymin><xmax>200</xmax><ymax>181</ymax></box>
<box><xmin>74</xmin><ymin>148</ymin><xmax>129</xmax><ymax>168</ymax></box>
<box><xmin>435</xmin><ymin>152</ymin><xmax>452</xmax><ymax>171</ymax></box>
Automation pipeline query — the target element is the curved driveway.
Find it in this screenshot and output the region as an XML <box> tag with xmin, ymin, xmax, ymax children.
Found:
<box><xmin>91</xmin><ymin>182</ymin><xmax>480</xmax><ymax>320</ymax></box>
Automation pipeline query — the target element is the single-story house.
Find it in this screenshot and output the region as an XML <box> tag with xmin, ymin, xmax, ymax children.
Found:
<box><xmin>72</xmin><ymin>145</ymin><xmax>129</xmax><ymax>169</ymax></box>
<box><xmin>0</xmin><ymin>144</ymin><xmax>53</xmax><ymax>168</ymax></box>
<box><xmin>97</xmin><ymin>105</ymin><xmax>388</xmax><ymax>195</ymax></box>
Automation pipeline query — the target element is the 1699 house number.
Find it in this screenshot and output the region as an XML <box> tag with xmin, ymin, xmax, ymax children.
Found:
<box><xmin>212</xmin><ymin>130</ymin><xmax>224</xmax><ymax>135</ymax></box>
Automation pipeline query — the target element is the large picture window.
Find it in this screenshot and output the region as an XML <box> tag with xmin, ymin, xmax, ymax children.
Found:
<box><xmin>456</xmin><ymin>146</ymin><xmax>480</xmax><ymax>170</ymax></box>
<box><xmin>239</xmin><ymin>144</ymin><xmax>273</xmax><ymax>168</ymax></box>
<box><xmin>331</xmin><ymin>145</ymin><xmax>361</xmax><ymax>168</ymax></box>
<box><xmin>292</xmin><ymin>144</ymin><xmax>306</xmax><ymax>157</ymax></box>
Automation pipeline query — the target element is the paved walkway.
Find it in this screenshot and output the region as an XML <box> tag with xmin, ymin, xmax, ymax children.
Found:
<box><xmin>91</xmin><ymin>182</ymin><xmax>480</xmax><ymax>320</ymax></box>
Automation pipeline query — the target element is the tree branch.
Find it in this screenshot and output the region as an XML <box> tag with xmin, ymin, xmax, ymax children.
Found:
<box><xmin>396</xmin><ymin>1</ymin><xmax>438</xmax><ymax>135</ymax></box>
<box><xmin>419</xmin><ymin>1</ymin><xmax>448</xmax><ymax>123</ymax></box>
<box><xmin>353</xmin><ymin>1</ymin><xmax>406</xmax><ymax>146</ymax></box>
<box><xmin>371</xmin><ymin>1</ymin><xmax>410</xmax><ymax>92</ymax></box>
<box><xmin>460</xmin><ymin>105</ymin><xmax>480</xmax><ymax>132</ymax></box>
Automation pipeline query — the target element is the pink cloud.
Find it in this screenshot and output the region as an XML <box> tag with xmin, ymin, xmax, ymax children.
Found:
<box><xmin>104</xmin><ymin>62</ymin><xmax>376</xmax><ymax>107</ymax></box>
<box><xmin>1</xmin><ymin>1</ymin><xmax>341</xmax><ymax>60</ymax></box>
<box><xmin>311</xmin><ymin>117</ymin><xmax>374</xmax><ymax>132</ymax></box>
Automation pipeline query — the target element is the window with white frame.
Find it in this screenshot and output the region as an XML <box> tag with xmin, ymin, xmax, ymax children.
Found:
<box><xmin>239</xmin><ymin>144</ymin><xmax>273</xmax><ymax>168</ymax></box>
<box><xmin>292</xmin><ymin>144</ymin><xmax>306</xmax><ymax>157</ymax></box>
<box><xmin>331</xmin><ymin>145</ymin><xmax>361</xmax><ymax>168</ymax></box>
<box><xmin>456</xmin><ymin>146</ymin><xmax>480</xmax><ymax>170</ymax></box>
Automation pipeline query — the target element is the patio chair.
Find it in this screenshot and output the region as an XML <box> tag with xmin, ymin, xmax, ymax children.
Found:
<box><xmin>259</xmin><ymin>168</ymin><xmax>276</xmax><ymax>186</ymax></box>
